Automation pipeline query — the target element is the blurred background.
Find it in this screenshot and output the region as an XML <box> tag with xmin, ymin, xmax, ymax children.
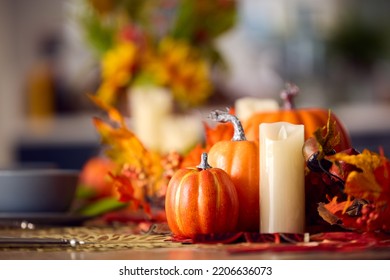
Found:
<box><xmin>0</xmin><ymin>0</ymin><xmax>390</xmax><ymax>170</ymax></box>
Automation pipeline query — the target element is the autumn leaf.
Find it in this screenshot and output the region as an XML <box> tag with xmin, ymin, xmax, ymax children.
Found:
<box><xmin>318</xmin><ymin>198</ymin><xmax>344</xmax><ymax>226</ymax></box>
<box><xmin>313</xmin><ymin>110</ymin><xmax>340</xmax><ymax>160</ymax></box>
<box><xmin>180</xmin><ymin>143</ymin><xmax>205</xmax><ymax>168</ymax></box>
<box><xmin>180</xmin><ymin>119</ymin><xmax>234</xmax><ymax>168</ymax></box>
<box><xmin>319</xmin><ymin>148</ymin><xmax>390</xmax><ymax>232</ymax></box>
<box><xmin>373</xmin><ymin>149</ymin><xmax>390</xmax><ymax>203</ymax></box>
<box><xmin>107</xmin><ymin>172</ymin><xmax>151</xmax><ymax>215</ymax></box>
<box><xmin>91</xmin><ymin>98</ymin><xmax>169</xmax><ymax>216</ymax></box>
<box><xmin>329</xmin><ymin>149</ymin><xmax>382</xmax><ymax>201</ymax></box>
<box><xmin>204</xmin><ymin>121</ymin><xmax>234</xmax><ymax>149</ymax></box>
<box><xmin>318</xmin><ymin>197</ymin><xmax>374</xmax><ymax>231</ymax></box>
<box><xmin>89</xmin><ymin>94</ymin><xmax>126</xmax><ymax>126</ymax></box>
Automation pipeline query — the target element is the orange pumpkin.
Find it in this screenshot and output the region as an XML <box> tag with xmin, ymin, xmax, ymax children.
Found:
<box><xmin>79</xmin><ymin>156</ymin><xmax>117</xmax><ymax>199</ymax></box>
<box><xmin>207</xmin><ymin>110</ymin><xmax>259</xmax><ymax>232</ymax></box>
<box><xmin>243</xmin><ymin>84</ymin><xmax>352</xmax><ymax>152</ymax></box>
<box><xmin>165</xmin><ymin>152</ymin><xmax>239</xmax><ymax>238</ymax></box>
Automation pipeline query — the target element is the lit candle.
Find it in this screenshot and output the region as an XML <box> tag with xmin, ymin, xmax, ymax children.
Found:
<box><xmin>259</xmin><ymin>122</ymin><xmax>305</xmax><ymax>233</ymax></box>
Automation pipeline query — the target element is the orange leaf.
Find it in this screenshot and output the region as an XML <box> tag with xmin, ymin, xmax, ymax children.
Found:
<box><xmin>373</xmin><ymin>152</ymin><xmax>390</xmax><ymax>203</ymax></box>
<box><xmin>91</xmin><ymin>93</ymin><xmax>167</xmax><ymax>216</ymax></box>
<box><xmin>204</xmin><ymin>121</ymin><xmax>234</xmax><ymax>149</ymax></box>
<box><xmin>318</xmin><ymin>197</ymin><xmax>360</xmax><ymax>230</ymax></box>
<box><xmin>180</xmin><ymin>144</ymin><xmax>205</xmax><ymax>168</ymax></box>
<box><xmin>109</xmin><ymin>172</ymin><xmax>152</xmax><ymax>217</ymax></box>
<box><xmin>330</xmin><ymin>149</ymin><xmax>382</xmax><ymax>201</ymax></box>
<box><xmin>181</xmin><ymin>121</ymin><xmax>234</xmax><ymax>168</ymax></box>
<box><xmin>89</xmin><ymin>94</ymin><xmax>125</xmax><ymax>126</ymax></box>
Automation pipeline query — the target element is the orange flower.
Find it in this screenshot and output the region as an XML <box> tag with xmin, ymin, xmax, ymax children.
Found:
<box><xmin>96</xmin><ymin>42</ymin><xmax>139</xmax><ymax>104</ymax></box>
<box><xmin>149</xmin><ymin>38</ymin><xmax>213</xmax><ymax>108</ymax></box>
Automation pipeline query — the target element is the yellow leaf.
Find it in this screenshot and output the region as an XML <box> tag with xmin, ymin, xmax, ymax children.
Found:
<box><xmin>329</xmin><ymin>149</ymin><xmax>382</xmax><ymax>201</ymax></box>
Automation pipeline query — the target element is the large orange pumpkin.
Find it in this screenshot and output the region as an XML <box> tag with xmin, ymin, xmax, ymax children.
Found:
<box><xmin>165</xmin><ymin>152</ymin><xmax>239</xmax><ymax>238</ymax></box>
<box><xmin>207</xmin><ymin>110</ymin><xmax>259</xmax><ymax>232</ymax></box>
<box><xmin>243</xmin><ymin>84</ymin><xmax>352</xmax><ymax>152</ymax></box>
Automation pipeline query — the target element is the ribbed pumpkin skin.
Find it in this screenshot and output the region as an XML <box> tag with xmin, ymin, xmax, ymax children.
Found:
<box><xmin>208</xmin><ymin>141</ymin><xmax>259</xmax><ymax>232</ymax></box>
<box><xmin>243</xmin><ymin>109</ymin><xmax>352</xmax><ymax>151</ymax></box>
<box><xmin>165</xmin><ymin>167</ymin><xmax>239</xmax><ymax>238</ymax></box>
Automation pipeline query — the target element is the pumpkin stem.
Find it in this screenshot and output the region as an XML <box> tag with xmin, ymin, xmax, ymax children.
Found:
<box><xmin>209</xmin><ymin>109</ymin><xmax>246</xmax><ymax>141</ymax></box>
<box><xmin>197</xmin><ymin>152</ymin><xmax>212</xmax><ymax>170</ymax></box>
<box><xmin>281</xmin><ymin>83</ymin><xmax>299</xmax><ymax>110</ymax></box>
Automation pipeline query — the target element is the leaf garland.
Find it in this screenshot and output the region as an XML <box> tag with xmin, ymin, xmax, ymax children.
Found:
<box><xmin>320</xmin><ymin>147</ymin><xmax>390</xmax><ymax>232</ymax></box>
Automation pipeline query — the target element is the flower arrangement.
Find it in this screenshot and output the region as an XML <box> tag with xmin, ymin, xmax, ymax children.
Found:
<box><xmin>88</xmin><ymin>94</ymin><xmax>390</xmax><ymax>235</ymax></box>
<box><xmin>76</xmin><ymin>1</ymin><xmax>238</xmax><ymax>220</ymax></box>
<box><xmin>78</xmin><ymin>2</ymin><xmax>390</xmax><ymax>237</ymax></box>
<box><xmin>80</xmin><ymin>0</ymin><xmax>237</xmax><ymax>109</ymax></box>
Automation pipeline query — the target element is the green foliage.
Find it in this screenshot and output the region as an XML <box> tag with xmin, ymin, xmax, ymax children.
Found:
<box><xmin>170</xmin><ymin>0</ymin><xmax>237</xmax><ymax>65</ymax></box>
<box><xmin>80</xmin><ymin>0</ymin><xmax>237</xmax><ymax>64</ymax></box>
<box><xmin>78</xmin><ymin>197</ymin><xmax>127</xmax><ymax>217</ymax></box>
<box><xmin>79</xmin><ymin>8</ymin><xmax>116</xmax><ymax>56</ymax></box>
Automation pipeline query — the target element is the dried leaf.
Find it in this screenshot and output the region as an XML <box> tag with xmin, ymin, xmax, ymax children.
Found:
<box><xmin>329</xmin><ymin>149</ymin><xmax>382</xmax><ymax>201</ymax></box>
<box><xmin>318</xmin><ymin>202</ymin><xmax>342</xmax><ymax>226</ymax></box>
<box><xmin>313</xmin><ymin>110</ymin><xmax>340</xmax><ymax>160</ymax></box>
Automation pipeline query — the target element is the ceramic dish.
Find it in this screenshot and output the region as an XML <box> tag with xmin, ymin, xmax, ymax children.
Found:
<box><xmin>0</xmin><ymin>169</ymin><xmax>79</xmax><ymax>213</ymax></box>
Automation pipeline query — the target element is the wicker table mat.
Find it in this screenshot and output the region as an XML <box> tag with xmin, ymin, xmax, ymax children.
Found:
<box><xmin>0</xmin><ymin>225</ymin><xmax>193</xmax><ymax>252</ymax></box>
<box><xmin>1</xmin><ymin>225</ymin><xmax>390</xmax><ymax>258</ymax></box>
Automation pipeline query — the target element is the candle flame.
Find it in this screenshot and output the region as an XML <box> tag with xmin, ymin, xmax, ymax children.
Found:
<box><xmin>278</xmin><ymin>125</ymin><xmax>288</xmax><ymax>140</ymax></box>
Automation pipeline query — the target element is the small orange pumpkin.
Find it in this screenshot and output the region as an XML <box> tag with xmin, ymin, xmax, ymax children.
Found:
<box><xmin>243</xmin><ymin>84</ymin><xmax>352</xmax><ymax>152</ymax></box>
<box><xmin>79</xmin><ymin>156</ymin><xmax>117</xmax><ymax>199</ymax></box>
<box><xmin>207</xmin><ymin>110</ymin><xmax>259</xmax><ymax>232</ymax></box>
<box><xmin>165</xmin><ymin>152</ymin><xmax>239</xmax><ymax>238</ymax></box>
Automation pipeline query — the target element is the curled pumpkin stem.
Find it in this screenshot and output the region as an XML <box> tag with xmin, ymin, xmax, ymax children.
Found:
<box><xmin>209</xmin><ymin>109</ymin><xmax>246</xmax><ymax>141</ymax></box>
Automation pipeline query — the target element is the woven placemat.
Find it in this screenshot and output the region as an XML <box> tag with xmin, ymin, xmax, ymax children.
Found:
<box><xmin>0</xmin><ymin>225</ymin><xmax>194</xmax><ymax>252</ymax></box>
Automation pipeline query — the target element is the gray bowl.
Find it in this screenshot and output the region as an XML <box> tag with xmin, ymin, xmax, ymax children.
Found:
<box><xmin>0</xmin><ymin>169</ymin><xmax>79</xmax><ymax>213</ymax></box>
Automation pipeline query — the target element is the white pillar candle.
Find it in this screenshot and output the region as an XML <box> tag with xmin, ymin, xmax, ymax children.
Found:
<box><xmin>160</xmin><ymin>115</ymin><xmax>203</xmax><ymax>154</ymax></box>
<box><xmin>259</xmin><ymin>122</ymin><xmax>305</xmax><ymax>233</ymax></box>
<box><xmin>129</xmin><ymin>86</ymin><xmax>173</xmax><ymax>152</ymax></box>
<box><xmin>235</xmin><ymin>97</ymin><xmax>279</xmax><ymax>122</ymax></box>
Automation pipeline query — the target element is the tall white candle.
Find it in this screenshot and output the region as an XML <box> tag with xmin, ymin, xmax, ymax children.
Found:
<box><xmin>259</xmin><ymin>122</ymin><xmax>305</xmax><ymax>233</ymax></box>
<box><xmin>129</xmin><ymin>86</ymin><xmax>172</xmax><ymax>152</ymax></box>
